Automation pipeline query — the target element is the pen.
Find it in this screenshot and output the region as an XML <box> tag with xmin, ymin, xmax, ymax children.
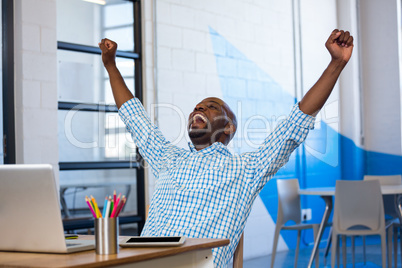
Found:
<box><xmin>65</xmin><ymin>234</ymin><xmax>79</xmax><ymax>239</ymax></box>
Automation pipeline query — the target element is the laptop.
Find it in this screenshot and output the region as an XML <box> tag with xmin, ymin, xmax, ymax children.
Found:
<box><xmin>0</xmin><ymin>164</ymin><xmax>95</xmax><ymax>253</ymax></box>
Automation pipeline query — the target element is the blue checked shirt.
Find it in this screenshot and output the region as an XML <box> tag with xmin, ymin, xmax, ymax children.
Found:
<box><xmin>119</xmin><ymin>98</ymin><xmax>315</xmax><ymax>267</ymax></box>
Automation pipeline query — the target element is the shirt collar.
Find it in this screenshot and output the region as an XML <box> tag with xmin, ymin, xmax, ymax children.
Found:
<box><xmin>188</xmin><ymin>142</ymin><xmax>232</xmax><ymax>156</ymax></box>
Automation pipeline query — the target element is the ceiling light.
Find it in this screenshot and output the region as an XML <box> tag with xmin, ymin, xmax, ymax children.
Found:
<box><xmin>83</xmin><ymin>0</ymin><xmax>106</xmax><ymax>5</ymax></box>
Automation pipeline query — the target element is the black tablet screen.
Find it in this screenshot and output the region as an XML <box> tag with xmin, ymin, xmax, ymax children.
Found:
<box><xmin>126</xmin><ymin>237</ymin><xmax>182</xmax><ymax>243</ymax></box>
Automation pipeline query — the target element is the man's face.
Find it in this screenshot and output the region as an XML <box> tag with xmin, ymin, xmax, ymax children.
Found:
<box><xmin>187</xmin><ymin>98</ymin><xmax>230</xmax><ymax>146</ymax></box>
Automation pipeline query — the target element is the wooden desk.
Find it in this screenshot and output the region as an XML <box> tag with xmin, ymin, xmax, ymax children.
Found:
<box><xmin>299</xmin><ymin>184</ymin><xmax>402</xmax><ymax>268</ymax></box>
<box><xmin>0</xmin><ymin>236</ymin><xmax>229</xmax><ymax>268</ymax></box>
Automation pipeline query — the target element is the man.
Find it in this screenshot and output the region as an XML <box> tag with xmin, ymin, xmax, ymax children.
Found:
<box><xmin>99</xmin><ymin>29</ymin><xmax>353</xmax><ymax>267</ymax></box>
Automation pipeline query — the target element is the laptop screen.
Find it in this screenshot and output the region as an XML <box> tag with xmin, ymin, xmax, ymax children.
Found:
<box><xmin>0</xmin><ymin>164</ymin><xmax>68</xmax><ymax>253</ymax></box>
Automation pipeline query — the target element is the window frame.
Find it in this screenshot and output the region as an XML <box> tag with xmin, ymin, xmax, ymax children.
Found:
<box><xmin>3</xmin><ymin>0</ymin><xmax>15</xmax><ymax>164</ymax></box>
<box><xmin>57</xmin><ymin>0</ymin><xmax>145</xmax><ymax>232</ymax></box>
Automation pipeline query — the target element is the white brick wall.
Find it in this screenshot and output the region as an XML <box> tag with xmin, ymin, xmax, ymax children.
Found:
<box><xmin>152</xmin><ymin>0</ymin><xmax>297</xmax><ymax>142</ymax></box>
<box><xmin>157</xmin><ymin>24</ymin><xmax>182</xmax><ymax>48</ymax></box>
<box><xmin>14</xmin><ymin>0</ymin><xmax>59</xmax><ymax>179</ymax></box>
<box><xmin>142</xmin><ymin>0</ymin><xmax>300</xmax><ymax>260</ymax></box>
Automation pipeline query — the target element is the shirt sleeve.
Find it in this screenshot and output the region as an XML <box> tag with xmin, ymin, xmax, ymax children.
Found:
<box><xmin>244</xmin><ymin>103</ymin><xmax>315</xmax><ymax>193</ymax></box>
<box><xmin>118</xmin><ymin>98</ymin><xmax>174</xmax><ymax>176</ymax></box>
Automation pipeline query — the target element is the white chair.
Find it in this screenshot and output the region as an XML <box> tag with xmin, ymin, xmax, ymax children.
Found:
<box><xmin>364</xmin><ymin>175</ymin><xmax>402</xmax><ymax>267</ymax></box>
<box><xmin>331</xmin><ymin>180</ymin><xmax>387</xmax><ymax>268</ymax></box>
<box><xmin>271</xmin><ymin>179</ymin><xmax>320</xmax><ymax>268</ymax></box>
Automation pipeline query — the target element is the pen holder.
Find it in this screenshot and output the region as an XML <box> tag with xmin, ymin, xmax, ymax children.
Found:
<box><xmin>94</xmin><ymin>217</ymin><xmax>119</xmax><ymax>255</ymax></box>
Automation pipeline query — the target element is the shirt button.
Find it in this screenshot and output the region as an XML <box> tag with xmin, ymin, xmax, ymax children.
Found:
<box><xmin>180</xmin><ymin>185</ymin><xmax>185</xmax><ymax>190</ymax></box>
<box><xmin>174</xmin><ymin>201</ymin><xmax>179</xmax><ymax>205</ymax></box>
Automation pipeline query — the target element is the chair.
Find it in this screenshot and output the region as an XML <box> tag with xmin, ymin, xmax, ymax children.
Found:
<box><xmin>271</xmin><ymin>179</ymin><xmax>320</xmax><ymax>268</ymax></box>
<box><xmin>331</xmin><ymin>180</ymin><xmax>387</xmax><ymax>268</ymax></box>
<box><xmin>364</xmin><ymin>175</ymin><xmax>402</xmax><ymax>267</ymax></box>
<box><xmin>233</xmin><ymin>233</ymin><xmax>244</xmax><ymax>268</ymax></box>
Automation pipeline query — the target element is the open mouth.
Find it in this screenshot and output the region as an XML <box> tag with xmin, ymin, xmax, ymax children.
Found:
<box><xmin>189</xmin><ymin>113</ymin><xmax>208</xmax><ymax>130</ymax></box>
<box><xmin>193</xmin><ymin>113</ymin><xmax>207</xmax><ymax>124</ymax></box>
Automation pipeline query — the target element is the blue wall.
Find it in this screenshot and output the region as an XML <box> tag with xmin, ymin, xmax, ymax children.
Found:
<box><xmin>209</xmin><ymin>27</ymin><xmax>402</xmax><ymax>249</ymax></box>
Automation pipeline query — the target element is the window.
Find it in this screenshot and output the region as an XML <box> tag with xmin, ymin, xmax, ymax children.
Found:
<box><xmin>56</xmin><ymin>0</ymin><xmax>144</xmax><ymax>233</ymax></box>
<box><xmin>0</xmin><ymin>1</ymin><xmax>3</xmax><ymax>164</ymax></box>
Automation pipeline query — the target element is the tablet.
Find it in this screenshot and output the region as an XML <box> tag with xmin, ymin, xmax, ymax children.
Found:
<box><xmin>119</xmin><ymin>236</ymin><xmax>186</xmax><ymax>247</ymax></box>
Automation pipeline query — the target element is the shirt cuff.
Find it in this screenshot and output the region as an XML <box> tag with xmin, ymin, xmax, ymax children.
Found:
<box><xmin>288</xmin><ymin>103</ymin><xmax>316</xmax><ymax>129</ymax></box>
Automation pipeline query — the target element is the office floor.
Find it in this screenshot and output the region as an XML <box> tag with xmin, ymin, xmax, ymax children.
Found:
<box><xmin>241</xmin><ymin>242</ymin><xmax>400</xmax><ymax>268</ymax></box>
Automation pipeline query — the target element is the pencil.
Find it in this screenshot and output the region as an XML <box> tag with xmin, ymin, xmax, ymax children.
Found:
<box><xmin>115</xmin><ymin>193</ymin><xmax>122</xmax><ymax>208</ymax></box>
<box><xmin>110</xmin><ymin>193</ymin><xmax>122</xmax><ymax>217</ymax></box>
<box><xmin>112</xmin><ymin>195</ymin><xmax>125</xmax><ymax>218</ymax></box>
<box><xmin>115</xmin><ymin>196</ymin><xmax>126</xmax><ymax>217</ymax></box>
<box><xmin>113</xmin><ymin>190</ymin><xmax>117</xmax><ymax>205</ymax></box>
<box><xmin>102</xmin><ymin>196</ymin><xmax>108</xmax><ymax>218</ymax></box>
<box><xmin>91</xmin><ymin>195</ymin><xmax>102</xmax><ymax>218</ymax></box>
<box><xmin>110</xmin><ymin>200</ymin><xmax>114</xmax><ymax>216</ymax></box>
<box><xmin>110</xmin><ymin>196</ymin><xmax>120</xmax><ymax>217</ymax></box>
<box><xmin>104</xmin><ymin>196</ymin><xmax>112</xmax><ymax>218</ymax></box>
<box><xmin>85</xmin><ymin>196</ymin><xmax>97</xmax><ymax>218</ymax></box>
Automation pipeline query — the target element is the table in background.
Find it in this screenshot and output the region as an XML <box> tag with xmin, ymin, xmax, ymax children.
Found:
<box><xmin>60</xmin><ymin>182</ymin><xmax>139</xmax><ymax>233</ymax></box>
<box><xmin>60</xmin><ymin>181</ymin><xmax>132</xmax><ymax>218</ymax></box>
<box><xmin>299</xmin><ymin>184</ymin><xmax>402</xmax><ymax>268</ymax></box>
<box><xmin>0</xmin><ymin>236</ymin><xmax>229</xmax><ymax>268</ymax></box>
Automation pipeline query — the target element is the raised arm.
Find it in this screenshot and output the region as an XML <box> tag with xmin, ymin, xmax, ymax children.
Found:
<box><xmin>98</xmin><ymin>38</ymin><xmax>134</xmax><ymax>109</ymax></box>
<box><xmin>299</xmin><ymin>29</ymin><xmax>354</xmax><ymax>116</ymax></box>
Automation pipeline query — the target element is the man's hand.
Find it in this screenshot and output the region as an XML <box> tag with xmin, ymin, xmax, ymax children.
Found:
<box><xmin>326</xmin><ymin>29</ymin><xmax>354</xmax><ymax>65</ymax></box>
<box><xmin>99</xmin><ymin>38</ymin><xmax>118</xmax><ymax>69</ymax></box>
<box><xmin>299</xmin><ymin>29</ymin><xmax>354</xmax><ymax>116</ymax></box>
<box><xmin>99</xmin><ymin>38</ymin><xmax>134</xmax><ymax>108</ymax></box>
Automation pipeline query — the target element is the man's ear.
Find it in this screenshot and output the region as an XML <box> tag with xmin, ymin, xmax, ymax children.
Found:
<box><xmin>224</xmin><ymin>123</ymin><xmax>236</xmax><ymax>136</ymax></box>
